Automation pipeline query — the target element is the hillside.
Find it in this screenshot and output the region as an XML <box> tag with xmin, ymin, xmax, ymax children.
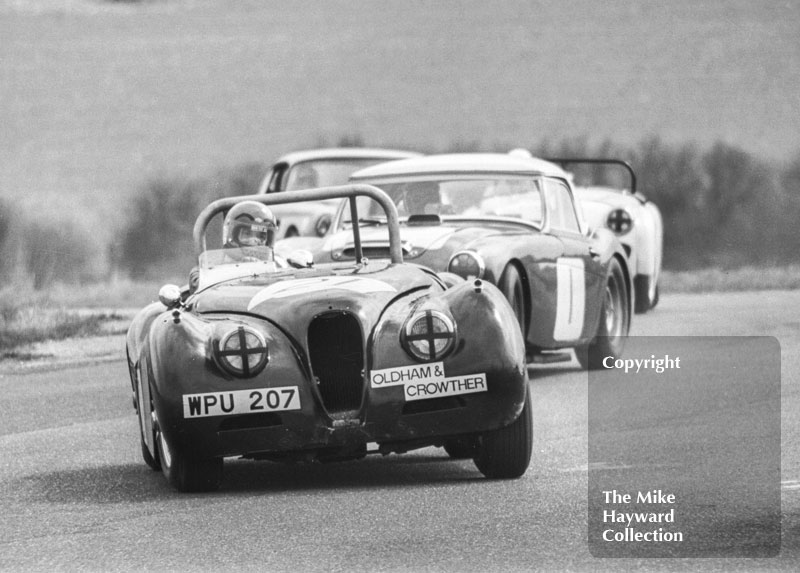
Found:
<box><xmin>1</xmin><ymin>0</ymin><xmax>798</xmax><ymax>231</ymax></box>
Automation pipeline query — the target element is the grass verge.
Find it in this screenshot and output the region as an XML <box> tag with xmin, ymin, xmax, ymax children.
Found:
<box><xmin>1</xmin><ymin>265</ymin><xmax>798</xmax><ymax>356</ymax></box>
<box><xmin>0</xmin><ymin>284</ymin><xmax>132</xmax><ymax>354</ymax></box>
<box><xmin>0</xmin><ymin>311</ymin><xmax>108</xmax><ymax>353</ymax></box>
<box><xmin>660</xmin><ymin>265</ymin><xmax>800</xmax><ymax>293</ymax></box>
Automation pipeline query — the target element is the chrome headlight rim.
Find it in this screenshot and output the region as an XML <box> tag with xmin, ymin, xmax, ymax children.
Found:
<box><xmin>401</xmin><ymin>309</ymin><xmax>457</xmax><ymax>362</ymax></box>
<box><xmin>315</xmin><ymin>214</ymin><xmax>332</xmax><ymax>237</ymax></box>
<box><xmin>214</xmin><ymin>325</ymin><xmax>269</xmax><ymax>378</ymax></box>
<box><xmin>447</xmin><ymin>250</ymin><xmax>486</xmax><ymax>280</ymax></box>
<box><xmin>606</xmin><ymin>208</ymin><xmax>634</xmax><ymax>236</ymax></box>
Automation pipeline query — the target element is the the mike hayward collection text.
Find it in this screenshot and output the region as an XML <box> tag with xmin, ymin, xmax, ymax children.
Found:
<box><xmin>601</xmin><ymin>490</ymin><xmax>684</xmax><ymax>543</ymax></box>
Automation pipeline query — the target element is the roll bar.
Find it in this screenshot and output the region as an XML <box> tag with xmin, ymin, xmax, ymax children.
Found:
<box><xmin>544</xmin><ymin>158</ymin><xmax>637</xmax><ymax>194</ymax></box>
<box><xmin>193</xmin><ymin>184</ymin><xmax>403</xmax><ymax>263</ymax></box>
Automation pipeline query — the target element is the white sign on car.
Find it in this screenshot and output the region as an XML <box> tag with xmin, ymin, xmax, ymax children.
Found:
<box><xmin>370</xmin><ymin>362</ymin><xmax>487</xmax><ymax>401</ymax></box>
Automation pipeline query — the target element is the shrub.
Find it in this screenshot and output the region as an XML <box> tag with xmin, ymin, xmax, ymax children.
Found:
<box><xmin>536</xmin><ymin>136</ymin><xmax>799</xmax><ymax>270</ymax></box>
<box><xmin>638</xmin><ymin>140</ymin><xmax>788</xmax><ymax>269</ymax></box>
<box><xmin>21</xmin><ymin>219</ymin><xmax>93</xmax><ymax>289</ymax></box>
<box><xmin>0</xmin><ymin>197</ymin><xmax>11</xmax><ymax>279</ymax></box>
<box><xmin>776</xmin><ymin>152</ymin><xmax>800</xmax><ymax>261</ymax></box>
<box><xmin>114</xmin><ymin>161</ymin><xmax>267</xmax><ymax>279</ymax></box>
<box><xmin>110</xmin><ymin>137</ymin><xmax>800</xmax><ymax>276</ymax></box>
<box><xmin>0</xmin><ymin>197</ymin><xmax>95</xmax><ymax>290</ymax></box>
<box><xmin>631</xmin><ymin>137</ymin><xmax>709</xmax><ymax>268</ymax></box>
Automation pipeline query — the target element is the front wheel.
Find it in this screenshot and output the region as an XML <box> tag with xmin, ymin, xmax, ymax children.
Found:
<box><xmin>473</xmin><ymin>389</ymin><xmax>533</xmax><ymax>479</ymax></box>
<box><xmin>141</xmin><ymin>440</ymin><xmax>160</xmax><ymax>471</ymax></box>
<box><xmin>577</xmin><ymin>257</ymin><xmax>629</xmax><ymax>370</ymax></box>
<box><xmin>499</xmin><ymin>264</ymin><xmax>527</xmax><ymax>336</ymax></box>
<box><xmin>634</xmin><ymin>275</ymin><xmax>658</xmax><ymax>313</ymax></box>
<box><xmin>156</xmin><ymin>425</ymin><xmax>223</xmax><ymax>493</ymax></box>
<box><xmin>136</xmin><ymin>401</ymin><xmax>160</xmax><ymax>470</ymax></box>
<box><xmin>132</xmin><ymin>362</ymin><xmax>160</xmax><ymax>471</ymax></box>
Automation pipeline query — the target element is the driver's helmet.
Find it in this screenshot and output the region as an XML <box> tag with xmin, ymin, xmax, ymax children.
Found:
<box><xmin>222</xmin><ymin>201</ymin><xmax>278</xmax><ymax>248</ymax></box>
<box><xmin>403</xmin><ymin>181</ymin><xmax>441</xmax><ymax>215</ymax></box>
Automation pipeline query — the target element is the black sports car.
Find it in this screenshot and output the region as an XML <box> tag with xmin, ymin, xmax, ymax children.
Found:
<box><xmin>126</xmin><ymin>185</ymin><xmax>531</xmax><ymax>492</ymax></box>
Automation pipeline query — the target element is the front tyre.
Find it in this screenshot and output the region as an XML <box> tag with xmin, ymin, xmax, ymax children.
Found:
<box><xmin>499</xmin><ymin>263</ymin><xmax>527</xmax><ymax>336</ymax></box>
<box><xmin>136</xmin><ymin>398</ymin><xmax>160</xmax><ymax>471</ymax></box>
<box><xmin>141</xmin><ymin>440</ymin><xmax>160</xmax><ymax>471</ymax></box>
<box><xmin>156</xmin><ymin>425</ymin><xmax>223</xmax><ymax>493</ymax></box>
<box><xmin>131</xmin><ymin>360</ymin><xmax>160</xmax><ymax>471</ymax></box>
<box><xmin>634</xmin><ymin>275</ymin><xmax>658</xmax><ymax>313</ymax></box>
<box><xmin>577</xmin><ymin>257</ymin><xmax>629</xmax><ymax>370</ymax></box>
<box><xmin>473</xmin><ymin>389</ymin><xmax>532</xmax><ymax>479</ymax></box>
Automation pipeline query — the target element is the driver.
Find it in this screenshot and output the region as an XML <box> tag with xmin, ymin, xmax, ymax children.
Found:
<box><xmin>188</xmin><ymin>201</ymin><xmax>279</xmax><ymax>294</ymax></box>
<box><xmin>402</xmin><ymin>181</ymin><xmax>441</xmax><ymax>215</ymax></box>
<box><xmin>222</xmin><ymin>201</ymin><xmax>277</xmax><ymax>249</ymax></box>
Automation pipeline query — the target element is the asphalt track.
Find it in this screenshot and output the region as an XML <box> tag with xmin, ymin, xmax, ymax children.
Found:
<box><xmin>0</xmin><ymin>290</ymin><xmax>798</xmax><ymax>572</ymax></box>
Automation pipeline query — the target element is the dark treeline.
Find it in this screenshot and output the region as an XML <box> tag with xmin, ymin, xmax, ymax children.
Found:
<box><xmin>1</xmin><ymin>137</ymin><xmax>799</xmax><ymax>289</ymax></box>
<box><xmin>535</xmin><ymin>137</ymin><xmax>800</xmax><ymax>270</ymax></box>
<box><xmin>110</xmin><ymin>162</ymin><xmax>266</xmax><ymax>279</ymax></box>
<box><xmin>0</xmin><ymin>197</ymin><xmax>93</xmax><ymax>289</ymax></box>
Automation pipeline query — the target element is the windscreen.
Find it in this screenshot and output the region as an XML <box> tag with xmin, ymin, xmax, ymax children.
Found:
<box><xmin>341</xmin><ymin>177</ymin><xmax>543</xmax><ymax>226</ymax></box>
<box><xmin>285</xmin><ymin>159</ymin><xmax>391</xmax><ymax>191</ymax></box>
<box><xmin>199</xmin><ymin>246</ymin><xmax>275</xmax><ymax>268</ymax></box>
<box><xmin>196</xmin><ymin>247</ymin><xmax>282</xmax><ymax>290</ymax></box>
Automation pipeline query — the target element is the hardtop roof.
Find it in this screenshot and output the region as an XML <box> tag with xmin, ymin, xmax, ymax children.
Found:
<box><xmin>273</xmin><ymin>147</ymin><xmax>421</xmax><ymax>166</ymax></box>
<box><xmin>349</xmin><ymin>153</ymin><xmax>568</xmax><ymax>180</ymax></box>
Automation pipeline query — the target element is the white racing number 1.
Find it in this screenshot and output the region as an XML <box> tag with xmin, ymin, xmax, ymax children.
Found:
<box><xmin>553</xmin><ymin>257</ymin><xmax>585</xmax><ymax>341</ymax></box>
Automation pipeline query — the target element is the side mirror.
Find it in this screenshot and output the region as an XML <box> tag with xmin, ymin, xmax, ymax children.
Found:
<box><xmin>287</xmin><ymin>249</ymin><xmax>314</xmax><ymax>269</ymax></box>
<box><xmin>158</xmin><ymin>284</ymin><xmax>182</xmax><ymax>309</ymax></box>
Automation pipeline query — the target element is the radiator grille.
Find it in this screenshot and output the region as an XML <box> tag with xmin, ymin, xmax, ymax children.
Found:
<box><xmin>308</xmin><ymin>312</ymin><xmax>364</xmax><ymax>414</ymax></box>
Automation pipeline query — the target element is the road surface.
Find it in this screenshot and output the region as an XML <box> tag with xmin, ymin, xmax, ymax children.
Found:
<box><xmin>1</xmin><ymin>290</ymin><xmax>798</xmax><ymax>571</ymax></box>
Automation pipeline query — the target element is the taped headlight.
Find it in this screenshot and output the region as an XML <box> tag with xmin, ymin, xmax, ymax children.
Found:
<box><xmin>402</xmin><ymin>310</ymin><xmax>456</xmax><ymax>362</ymax></box>
<box><xmin>447</xmin><ymin>250</ymin><xmax>485</xmax><ymax>280</ymax></box>
<box><xmin>606</xmin><ymin>209</ymin><xmax>633</xmax><ymax>235</ymax></box>
<box><xmin>215</xmin><ymin>326</ymin><xmax>269</xmax><ymax>377</ymax></box>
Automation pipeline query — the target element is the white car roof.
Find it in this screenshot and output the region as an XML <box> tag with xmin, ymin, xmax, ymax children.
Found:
<box><xmin>349</xmin><ymin>153</ymin><xmax>568</xmax><ymax>180</ymax></box>
<box><xmin>574</xmin><ymin>186</ymin><xmax>641</xmax><ymax>206</ymax></box>
<box><xmin>273</xmin><ymin>148</ymin><xmax>421</xmax><ymax>165</ymax></box>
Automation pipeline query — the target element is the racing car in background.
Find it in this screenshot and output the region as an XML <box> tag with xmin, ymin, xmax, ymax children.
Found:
<box><xmin>258</xmin><ymin>148</ymin><xmax>420</xmax><ymax>239</ymax></box>
<box><xmin>126</xmin><ymin>185</ymin><xmax>531</xmax><ymax>492</ymax></box>
<box><xmin>280</xmin><ymin>153</ymin><xmax>633</xmax><ymax>369</ymax></box>
<box><xmin>545</xmin><ymin>157</ymin><xmax>664</xmax><ymax>313</ymax></box>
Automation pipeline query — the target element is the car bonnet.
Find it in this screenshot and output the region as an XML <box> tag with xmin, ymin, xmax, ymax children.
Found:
<box><xmin>189</xmin><ymin>263</ymin><xmax>436</xmax><ymax>334</ymax></box>
<box><xmin>328</xmin><ymin>221</ymin><xmax>521</xmax><ymax>261</ymax></box>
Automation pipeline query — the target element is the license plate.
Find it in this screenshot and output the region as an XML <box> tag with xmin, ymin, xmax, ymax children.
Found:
<box><xmin>183</xmin><ymin>386</ymin><xmax>301</xmax><ymax>419</ymax></box>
